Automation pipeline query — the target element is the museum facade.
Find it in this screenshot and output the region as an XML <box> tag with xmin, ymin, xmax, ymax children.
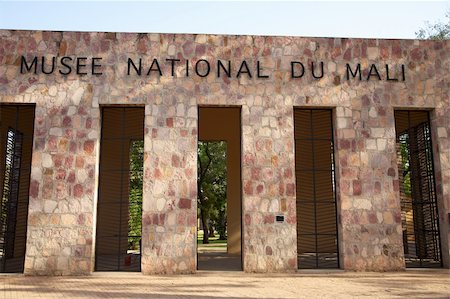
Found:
<box><xmin>0</xmin><ymin>30</ymin><xmax>449</xmax><ymax>275</ymax></box>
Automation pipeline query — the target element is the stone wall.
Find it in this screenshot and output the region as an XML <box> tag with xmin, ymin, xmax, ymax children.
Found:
<box><xmin>0</xmin><ymin>30</ymin><xmax>448</xmax><ymax>274</ymax></box>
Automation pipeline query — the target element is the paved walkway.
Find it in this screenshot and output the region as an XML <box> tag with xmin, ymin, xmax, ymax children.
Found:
<box><xmin>1</xmin><ymin>270</ymin><xmax>449</xmax><ymax>299</ymax></box>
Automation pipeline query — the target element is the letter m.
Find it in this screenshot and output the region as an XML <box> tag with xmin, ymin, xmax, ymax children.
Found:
<box><xmin>20</xmin><ymin>56</ymin><xmax>38</xmax><ymax>74</ymax></box>
<box><xmin>346</xmin><ymin>63</ymin><xmax>361</xmax><ymax>80</ymax></box>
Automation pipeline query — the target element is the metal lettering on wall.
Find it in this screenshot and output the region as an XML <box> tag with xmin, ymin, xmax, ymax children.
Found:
<box><xmin>18</xmin><ymin>55</ymin><xmax>406</xmax><ymax>81</ymax></box>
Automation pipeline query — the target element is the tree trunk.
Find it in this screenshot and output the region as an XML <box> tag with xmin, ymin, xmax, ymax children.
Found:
<box><xmin>209</xmin><ymin>222</ymin><xmax>215</xmax><ymax>238</ymax></box>
<box><xmin>200</xmin><ymin>206</ymin><xmax>209</xmax><ymax>244</ymax></box>
<box><xmin>198</xmin><ymin>143</ymin><xmax>213</xmax><ymax>245</ymax></box>
<box><xmin>219</xmin><ymin>217</ymin><xmax>227</xmax><ymax>240</ymax></box>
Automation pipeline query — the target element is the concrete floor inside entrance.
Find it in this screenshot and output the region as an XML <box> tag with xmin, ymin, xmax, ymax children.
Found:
<box><xmin>197</xmin><ymin>252</ymin><xmax>241</xmax><ymax>271</ymax></box>
<box><xmin>197</xmin><ymin>232</ymin><xmax>241</xmax><ymax>271</ymax></box>
<box><xmin>197</xmin><ymin>242</ymin><xmax>241</xmax><ymax>271</ymax></box>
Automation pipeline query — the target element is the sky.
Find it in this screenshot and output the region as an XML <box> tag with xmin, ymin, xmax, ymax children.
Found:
<box><xmin>0</xmin><ymin>1</ymin><xmax>449</xmax><ymax>39</ymax></box>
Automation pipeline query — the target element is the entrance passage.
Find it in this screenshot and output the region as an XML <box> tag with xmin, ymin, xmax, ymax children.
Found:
<box><xmin>198</xmin><ymin>107</ymin><xmax>241</xmax><ymax>271</ymax></box>
<box><xmin>294</xmin><ymin>109</ymin><xmax>338</xmax><ymax>269</ymax></box>
<box><xmin>95</xmin><ymin>107</ymin><xmax>144</xmax><ymax>271</ymax></box>
<box><xmin>395</xmin><ymin>111</ymin><xmax>442</xmax><ymax>268</ymax></box>
<box><xmin>0</xmin><ymin>105</ymin><xmax>35</xmax><ymax>273</ymax></box>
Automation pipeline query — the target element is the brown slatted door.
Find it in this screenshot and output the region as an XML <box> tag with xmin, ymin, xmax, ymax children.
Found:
<box><xmin>0</xmin><ymin>105</ymin><xmax>35</xmax><ymax>273</ymax></box>
<box><xmin>95</xmin><ymin>107</ymin><xmax>144</xmax><ymax>271</ymax></box>
<box><xmin>395</xmin><ymin>110</ymin><xmax>442</xmax><ymax>268</ymax></box>
<box><xmin>294</xmin><ymin>109</ymin><xmax>338</xmax><ymax>269</ymax></box>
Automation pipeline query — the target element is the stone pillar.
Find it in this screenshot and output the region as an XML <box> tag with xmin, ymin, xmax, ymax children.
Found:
<box><xmin>141</xmin><ymin>100</ymin><xmax>197</xmax><ymax>274</ymax></box>
<box><xmin>434</xmin><ymin>50</ymin><xmax>450</xmax><ymax>268</ymax></box>
<box><xmin>242</xmin><ymin>96</ymin><xmax>297</xmax><ymax>272</ymax></box>
<box><xmin>24</xmin><ymin>83</ymin><xmax>99</xmax><ymax>275</ymax></box>
<box><xmin>336</xmin><ymin>93</ymin><xmax>405</xmax><ymax>271</ymax></box>
<box><xmin>432</xmin><ymin>105</ymin><xmax>450</xmax><ymax>268</ymax></box>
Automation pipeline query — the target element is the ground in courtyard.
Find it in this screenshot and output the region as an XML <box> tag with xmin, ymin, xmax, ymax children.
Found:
<box><xmin>197</xmin><ymin>230</ymin><xmax>227</xmax><ymax>253</ymax></box>
<box><xmin>0</xmin><ymin>270</ymin><xmax>449</xmax><ymax>298</ymax></box>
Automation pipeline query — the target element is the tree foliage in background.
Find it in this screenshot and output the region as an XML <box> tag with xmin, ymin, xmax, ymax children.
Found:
<box><xmin>128</xmin><ymin>140</ymin><xmax>144</xmax><ymax>250</ymax></box>
<box><xmin>416</xmin><ymin>10</ymin><xmax>450</xmax><ymax>40</ymax></box>
<box><xmin>197</xmin><ymin>141</ymin><xmax>227</xmax><ymax>244</ymax></box>
<box><xmin>399</xmin><ymin>135</ymin><xmax>411</xmax><ymax>197</ymax></box>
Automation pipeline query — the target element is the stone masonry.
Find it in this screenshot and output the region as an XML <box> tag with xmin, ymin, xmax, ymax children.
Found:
<box><xmin>0</xmin><ymin>30</ymin><xmax>449</xmax><ymax>274</ymax></box>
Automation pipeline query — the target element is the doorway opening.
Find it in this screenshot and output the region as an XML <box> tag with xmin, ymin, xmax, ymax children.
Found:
<box><xmin>294</xmin><ymin>109</ymin><xmax>339</xmax><ymax>269</ymax></box>
<box><xmin>0</xmin><ymin>105</ymin><xmax>35</xmax><ymax>273</ymax></box>
<box><xmin>197</xmin><ymin>107</ymin><xmax>241</xmax><ymax>271</ymax></box>
<box><xmin>394</xmin><ymin>110</ymin><xmax>442</xmax><ymax>268</ymax></box>
<box><xmin>95</xmin><ymin>107</ymin><xmax>144</xmax><ymax>271</ymax></box>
